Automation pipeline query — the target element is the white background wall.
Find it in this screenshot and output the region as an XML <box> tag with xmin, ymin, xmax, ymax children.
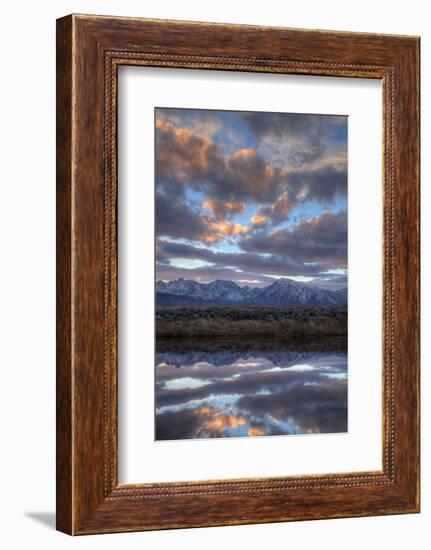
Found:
<box><xmin>0</xmin><ymin>1</ymin><xmax>428</xmax><ymax>548</ymax></box>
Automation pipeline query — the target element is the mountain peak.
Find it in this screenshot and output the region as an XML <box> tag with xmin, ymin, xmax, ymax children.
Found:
<box><xmin>269</xmin><ymin>277</ymin><xmax>298</xmax><ymax>286</ymax></box>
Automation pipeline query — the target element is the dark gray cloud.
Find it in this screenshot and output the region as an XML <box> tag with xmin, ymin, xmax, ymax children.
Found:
<box><xmin>155</xmin><ymin>208</ymin><xmax>347</xmax><ymax>285</ymax></box>
<box><xmin>156</xmin><ymin>408</ymin><xmax>202</xmax><ymax>441</ymax></box>
<box><xmin>155</xmin><ymin>109</ymin><xmax>348</xmax><ymax>288</ymax></box>
<box><xmin>156</xmin><ymin>239</ymin><xmax>332</xmax><ymax>278</ymax></box>
<box><xmin>241</xmin><ymin>111</ymin><xmax>346</xmax><ymax>141</ymax></box>
<box><xmin>237</xmin><ymin>380</ymin><xmax>347</xmax><ymax>434</ymax></box>
<box><xmin>311</xmin><ymin>273</ymin><xmax>348</xmax><ymax>289</ymax></box>
<box><xmin>156</xmin><ymin>364</ymin><xmax>345</xmax><ymax>410</ymax></box>
<box><xmin>155</xmin><ymin>263</ymin><xmax>277</xmax><ymax>286</ymax></box>
<box><xmin>156</xmin><ymin>192</ymin><xmax>249</xmax><ymax>244</ymax></box>
<box><xmin>286</xmin><ymin>166</ymin><xmax>347</xmax><ymax>204</ymax></box>
<box><xmin>156</xmin><ymin>107</ymin><xmax>222</xmax><ymax>139</ymax></box>
<box><xmin>155</xmin><ymin>118</ymin><xmax>346</xmax><ymax>207</ymax></box>
<box><xmin>240</xmin><ymin>210</ymin><xmax>347</xmax><ymax>266</ymax></box>
<box><xmin>156</xmin><ymin>192</ymin><xmax>208</xmax><ymax>241</ymax></box>
<box><xmin>241</xmin><ymin>111</ymin><xmax>347</xmax><ymax>168</ymax></box>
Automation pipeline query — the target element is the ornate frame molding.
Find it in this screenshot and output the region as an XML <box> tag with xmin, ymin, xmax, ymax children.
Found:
<box><xmin>57</xmin><ymin>15</ymin><xmax>419</xmax><ymax>534</ymax></box>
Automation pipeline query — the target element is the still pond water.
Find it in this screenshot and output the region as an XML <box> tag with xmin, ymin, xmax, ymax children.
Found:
<box><xmin>155</xmin><ymin>345</ymin><xmax>347</xmax><ymax>440</ymax></box>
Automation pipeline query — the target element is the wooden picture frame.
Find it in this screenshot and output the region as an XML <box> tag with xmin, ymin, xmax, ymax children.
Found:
<box><xmin>56</xmin><ymin>14</ymin><xmax>420</xmax><ymax>535</ymax></box>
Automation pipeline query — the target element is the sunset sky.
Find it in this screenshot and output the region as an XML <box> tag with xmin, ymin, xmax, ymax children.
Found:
<box><xmin>155</xmin><ymin>107</ymin><xmax>347</xmax><ymax>290</ymax></box>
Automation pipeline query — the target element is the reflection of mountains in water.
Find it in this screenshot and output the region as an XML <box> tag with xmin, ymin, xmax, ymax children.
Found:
<box><xmin>156</xmin><ymin>336</ymin><xmax>347</xmax><ymax>354</ymax></box>
<box><xmin>156</xmin><ymin>349</ymin><xmax>346</xmax><ymax>369</ymax></box>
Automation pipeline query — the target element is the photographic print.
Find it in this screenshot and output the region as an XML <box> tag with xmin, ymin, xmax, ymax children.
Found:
<box><xmin>155</xmin><ymin>107</ymin><xmax>348</xmax><ymax>441</ymax></box>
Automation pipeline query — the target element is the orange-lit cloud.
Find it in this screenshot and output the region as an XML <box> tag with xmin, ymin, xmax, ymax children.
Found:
<box><xmin>155</xmin><ymin>118</ymin><xmax>214</xmax><ymax>181</ymax></box>
<box><xmin>248</xmin><ymin>426</ymin><xmax>265</xmax><ymax>436</ymax></box>
<box><xmin>210</xmin><ymin>220</ymin><xmax>249</xmax><ymax>236</ymax></box>
<box><xmin>200</xmin><ymin>234</ymin><xmax>219</xmax><ymax>244</ymax></box>
<box><xmin>271</xmin><ymin>191</ymin><xmax>290</xmax><ymax>217</ymax></box>
<box><xmin>203</xmin><ymin>198</ymin><xmax>245</xmax><ymax>219</ymax></box>
<box><xmin>204</xmin><ymin>415</ymin><xmax>247</xmax><ymax>431</ymax></box>
<box><xmin>154</xmin><ymin>108</ymin><xmax>348</xmax><ymax>291</ymax></box>
<box><xmin>307</xmin><ymin>426</ymin><xmax>321</xmax><ymax>434</ymax></box>
<box><xmin>304</xmin><ymin>211</ymin><xmax>330</xmax><ymax>226</ymax></box>
<box><xmin>233</xmin><ymin>148</ymin><xmax>255</xmax><ymax>157</ymax></box>
<box><xmin>155</xmin><ymin>120</ymin><xmax>297</xmax><ymax>206</ymax></box>
<box><xmin>199</xmin><ymin>217</ymin><xmax>249</xmax><ymax>243</ymax></box>
<box><xmin>228</xmin><ymin>149</ymin><xmax>276</xmax><ymax>192</ymax></box>
<box><xmin>249</xmin><ymin>192</ymin><xmax>290</xmax><ymax>227</ymax></box>
<box><xmin>251</xmin><ymin>213</ymin><xmax>268</xmax><ymax>226</ymax></box>
<box><xmin>241</xmin><ymin>210</ymin><xmax>347</xmax><ymax>265</ymax></box>
<box><xmin>193</xmin><ymin>406</ymin><xmax>247</xmax><ymax>437</ymax></box>
<box><xmin>156</xmin><ymin>112</ymin><xmax>347</xmax><ymax>219</ymax></box>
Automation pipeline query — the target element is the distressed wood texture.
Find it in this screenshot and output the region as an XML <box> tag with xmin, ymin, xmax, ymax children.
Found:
<box><xmin>56</xmin><ymin>14</ymin><xmax>420</xmax><ymax>535</ymax></box>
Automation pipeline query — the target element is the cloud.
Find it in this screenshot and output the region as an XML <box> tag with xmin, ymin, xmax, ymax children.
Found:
<box><xmin>156</xmin><ymin>239</ymin><xmax>331</xmax><ymax>280</ymax></box>
<box><xmin>155</xmin><ymin>109</ymin><xmax>348</xmax><ymax>287</ymax></box>
<box><xmin>240</xmin><ymin>210</ymin><xmax>347</xmax><ymax>267</ymax></box>
<box><xmin>248</xmin><ymin>426</ymin><xmax>265</xmax><ymax>436</ymax></box>
<box><xmin>271</xmin><ymin>191</ymin><xmax>291</xmax><ymax>217</ymax></box>
<box><xmin>155</xmin><ymin>119</ymin><xmax>218</xmax><ymax>186</ymax></box>
<box><xmin>156</xmin><ymin>359</ymin><xmax>347</xmax><ymax>410</ymax></box>
<box><xmin>251</xmin><ymin>213</ymin><xmax>268</xmax><ymax>226</ymax></box>
<box><xmin>156</xmin><ymin>408</ymin><xmax>201</xmax><ymax>440</ymax></box>
<box><xmin>242</xmin><ymin>111</ymin><xmax>346</xmax><ymax>141</ymax></box>
<box><xmin>311</xmin><ymin>273</ymin><xmax>348</xmax><ymax>289</ymax></box>
<box><xmin>156</xmin><ymin>118</ymin><xmax>284</xmax><ymax>203</ymax></box>
<box><xmin>241</xmin><ymin>111</ymin><xmax>347</xmax><ymax>169</ymax></box>
<box><xmin>286</xmin><ymin>165</ymin><xmax>347</xmax><ymax>204</ymax></box>
<box><xmin>201</xmin><ymin>219</ymin><xmax>249</xmax><ymax>243</ymax></box>
<box><xmin>155</xmin><ymin>192</ymin><xmax>208</xmax><ymax>241</ymax></box>
<box><xmin>253</xmin><ymin>190</ymin><xmax>292</xmax><ymax>226</ymax></box>
<box><xmin>156</xmin><ymin>108</ymin><xmax>222</xmax><ymax>139</ymax></box>
<box><xmin>196</xmin><ymin>406</ymin><xmax>247</xmax><ymax>435</ymax></box>
<box><xmin>155</xmin><ymin>262</ymin><xmax>276</xmax><ymax>286</ymax></box>
<box><xmin>237</xmin><ymin>380</ymin><xmax>347</xmax><ymax>434</ymax></box>
<box><xmin>203</xmin><ymin>199</ymin><xmax>245</xmax><ymax>219</ymax></box>
<box><xmin>156</xmin><ymin>194</ymin><xmax>249</xmax><ymax>244</ymax></box>
<box><xmin>155</xmin><ymin>205</ymin><xmax>347</xmax><ymax>287</ymax></box>
<box><xmin>156</xmin><ymin>120</ymin><xmax>346</xmax><ymax>214</ymax></box>
<box><xmin>156</xmin><ymin>406</ymin><xmax>249</xmax><ymax>440</ymax></box>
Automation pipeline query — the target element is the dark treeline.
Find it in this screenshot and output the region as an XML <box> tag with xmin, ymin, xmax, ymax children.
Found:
<box><xmin>156</xmin><ymin>306</ymin><xmax>347</xmax><ymax>339</ymax></box>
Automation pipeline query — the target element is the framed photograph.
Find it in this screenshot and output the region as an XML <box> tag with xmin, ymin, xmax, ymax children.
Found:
<box><xmin>56</xmin><ymin>14</ymin><xmax>420</xmax><ymax>535</ymax></box>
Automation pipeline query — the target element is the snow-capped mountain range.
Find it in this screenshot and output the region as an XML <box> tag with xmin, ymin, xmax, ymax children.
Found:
<box><xmin>156</xmin><ymin>278</ymin><xmax>347</xmax><ymax>307</ymax></box>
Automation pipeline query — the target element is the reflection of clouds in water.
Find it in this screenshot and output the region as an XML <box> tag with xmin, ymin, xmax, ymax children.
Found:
<box><xmin>264</xmin><ymin>364</ymin><xmax>316</xmax><ymax>373</ymax></box>
<box><xmin>164</xmin><ymin>377</ymin><xmax>211</xmax><ymax>390</ymax></box>
<box><xmin>234</xmin><ymin>361</ymin><xmax>265</xmax><ymax>368</ymax></box>
<box><xmin>195</xmin><ymin>406</ymin><xmax>247</xmax><ymax>438</ymax></box>
<box><xmin>286</xmin><ymin>363</ymin><xmax>315</xmax><ymax>372</ymax></box>
<box><xmin>323</xmin><ymin>372</ymin><xmax>347</xmax><ymax>380</ymax></box>
<box><xmin>156</xmin><ymin>405</ymin><xmax>249</xmax><ymax>440</ymax></box>
<box><xmin>237</xmin><ymin>379</ymin><xmax>347</xmax><ymax>435</ymax></box>
<box><xmin>155</xmin><ymin>350</ymin><xmax>347</xmax><ymax>440</ymax></box>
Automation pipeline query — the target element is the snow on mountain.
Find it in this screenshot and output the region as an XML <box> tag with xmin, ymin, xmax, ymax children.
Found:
<box><xmin>335</xmin><ymin>287</ymin><xmax>348</xmax><ymax>301</ymax></box>
<box><xmin>156</xmin><ymin>278</ymin><xmax>249</xmax><ymax>302</ymax></box>
<box><xmin>254</xmin><ymin>279</ymin><xmax>343</xmax><ymax>307</ymax></box>
<box><xmin>156</xmin><ymin>278</ymin><xmax>347</xmax><ymax>307</ymax></box>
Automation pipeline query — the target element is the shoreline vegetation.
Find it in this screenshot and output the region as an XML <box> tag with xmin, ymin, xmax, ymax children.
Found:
<box><xmin>156</xmin><ymin>305</ymin><xmax>347</xmax><ymax>340</ymax></box>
